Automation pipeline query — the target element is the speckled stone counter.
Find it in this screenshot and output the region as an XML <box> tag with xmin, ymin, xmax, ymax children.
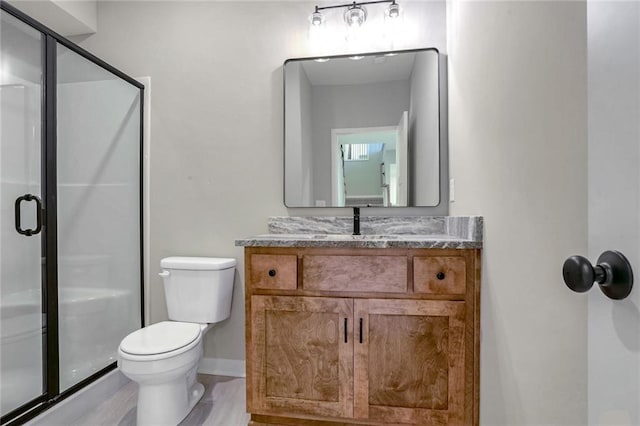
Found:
<box><xmin>235</xmin><ymin>216</ymin><xmax>483</xmax><ymax>249</ymax></box>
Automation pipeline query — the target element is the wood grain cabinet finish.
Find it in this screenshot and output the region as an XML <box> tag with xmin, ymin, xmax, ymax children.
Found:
<box><xmin>303</xmin><ymin>255</ymin><xmax>407</xmax><ymax>293</ymax></box>
<box><xmin>250</xmin><ymin>254</ymin><xmax>298</xmax><ymax>290</ymax></box>
<box><xmin>414</xmin><ymin>256</ymin><xmax>466</xmax><ymax>295</ymax></box>
<box><xmin>250</xmin><ymin>295</ymin><xmax>354</xmax><ymax>418</ymax></box>
<box><xmin>354</xmin><ymin>300</ymin><xmax>466</xmax><ymax>425</ymax></box>
<box><xmin>244</xmin><ymin>247</ymin><xmax>481</xmax><ymax>426</ymax></box>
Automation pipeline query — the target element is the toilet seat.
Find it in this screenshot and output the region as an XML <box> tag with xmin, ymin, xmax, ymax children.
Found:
<box><xmin>119</xmin><ymin>321</ymin><xmax>203</xmax><ymax>361</ymax></box>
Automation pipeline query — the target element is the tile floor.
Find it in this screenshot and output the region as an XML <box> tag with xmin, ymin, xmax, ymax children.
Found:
<box><xmin>71</xmin><ymin>375</ymin><xmax>249</xmax><ymax>426</ymax></box>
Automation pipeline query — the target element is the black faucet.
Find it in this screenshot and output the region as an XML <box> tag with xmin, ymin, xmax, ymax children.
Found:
<box><xmin>353</xmin><ymin>207</ymin><xmax>360</xmax><ymax>235</ymax></box>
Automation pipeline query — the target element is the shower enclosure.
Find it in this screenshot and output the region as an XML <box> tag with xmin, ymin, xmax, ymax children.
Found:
<box><xmin>0</xmin><ymin>3</ymin><xmax>143</xmax><ymax>424</ymax></box>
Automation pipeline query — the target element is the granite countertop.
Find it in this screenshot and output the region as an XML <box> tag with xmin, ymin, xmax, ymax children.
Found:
<box><xmin>235</xmin><ymin>216</ymin><xmax>483</xmax><ymax>249</ymax></box>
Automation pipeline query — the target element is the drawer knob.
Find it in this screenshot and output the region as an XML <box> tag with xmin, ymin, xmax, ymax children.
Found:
<box><xmin>436</xmin><ymin>272</ymin><xmax>446</xmax><ymax>280</ymax></box>
<box><xmin>268</xmin><ymin>269</ymin><xmax>277</xmax><ymax>277</ymax></box>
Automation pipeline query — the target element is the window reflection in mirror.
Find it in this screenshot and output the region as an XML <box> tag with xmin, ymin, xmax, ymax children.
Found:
<box><xmin>284</xmin><ymin>48</ymin><xmax>444</xmax><ymax>208</ymax></box>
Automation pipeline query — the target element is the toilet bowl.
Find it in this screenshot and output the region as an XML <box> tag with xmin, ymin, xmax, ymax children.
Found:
<box><xmin>118</xmin><ymin>322</ymin><xmax>209</xmax><ymax>425</ymax></box>
<box><xmin>118</xmin><ymin>257</ymin><xmax>236</xmax><ymax>426</ymax></box>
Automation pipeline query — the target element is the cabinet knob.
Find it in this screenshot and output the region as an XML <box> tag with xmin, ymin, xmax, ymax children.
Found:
<box><xmin>268</xmin><ymin>269</ymin><xmax>277</xmax><ymax>277</ymax></box>
<box><xmin>436</xmin><ymin>272</ymin><xmax>446</xmax><ymax>280</ymax></box>
<box><xmin>562</xmin><ymin>250</ymin><xmax>633</xmax><ymax>300</ymax></box>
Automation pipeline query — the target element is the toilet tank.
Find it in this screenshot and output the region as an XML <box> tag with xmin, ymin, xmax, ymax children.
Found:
<box><xmin>160</xmin><ymin>257</ymin><xmax>236</xmax><ymax>324</ymax></box>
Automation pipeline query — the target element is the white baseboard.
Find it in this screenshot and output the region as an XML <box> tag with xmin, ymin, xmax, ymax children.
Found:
<box><xmin>198</xmin><ymin>357</ymin><xmax>246</xmax><ymax>378</ymax></box>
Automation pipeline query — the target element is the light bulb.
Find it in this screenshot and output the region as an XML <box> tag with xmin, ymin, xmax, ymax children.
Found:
<box><xmin>386</xmin><ymin>2</ymin><xmax>400</xmax><ymax>18</ymax></box>
<box><xmin>310</xmin><ymin>10</ymin><xmax>324</xmax><ymax>26</ymax></box>
<box><xmin>344</xmin><ymin>5</ymin><xmax>366</xmax><ymax>27</ymax></box>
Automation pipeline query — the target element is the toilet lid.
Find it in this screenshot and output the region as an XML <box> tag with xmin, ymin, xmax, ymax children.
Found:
<box><xmin>120</xmin><ymin>321</ymin><xmax>201</xmax><ymax>355</ymax></box>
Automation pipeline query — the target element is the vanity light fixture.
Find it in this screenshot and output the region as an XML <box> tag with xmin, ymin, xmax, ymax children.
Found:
<box><xmin>309</xmin><ymin>0</ymin><xmax>400</xmax><ymax>28</ymax></box>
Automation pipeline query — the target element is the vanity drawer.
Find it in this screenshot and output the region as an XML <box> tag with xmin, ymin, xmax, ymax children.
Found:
<box><xmin>302</xmin><ymin>255</ymin><xmax>407</xmax><ymax>293</ymax></box>
<box><xmin>414</xmin><ymin>256</ymin><xmax>466</xmax><ymax>295</ymax></box>
<box><xmin>250</xmin><ymin>254</ymin><xmax>298</xmax><ymax>290</ymax></box>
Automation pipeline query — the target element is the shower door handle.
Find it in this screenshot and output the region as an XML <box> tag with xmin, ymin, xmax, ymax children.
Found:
<box><xmin>15</xmin><ymin>194</ymin><xmax>43</xmax><ymax>236</ymax></box>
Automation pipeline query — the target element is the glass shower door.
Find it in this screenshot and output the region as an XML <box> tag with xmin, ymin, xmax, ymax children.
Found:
<box><xmin>1</xmin><ymin>4</ymin><xmax>143</xmax><ymax>422</ymax></box>
<box><xmin>56</xmin><ymin>43</ymin><xmax>142</xmax><ymax>391</ymax></box>
<box><xmin>0</xmin><ymin>10</ymin><xmax>45</xmax><ymax>417</ymax></box>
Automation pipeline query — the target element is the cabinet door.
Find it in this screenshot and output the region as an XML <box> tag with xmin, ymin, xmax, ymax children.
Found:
<box><xmin>250</xmin><ymin>295</ymin><xmax>354</xmax><ymax>418</ymax></box>
<box><xmin>354</xmin><ymin>299</ymin><xmax>467</xmax><ymax>425</ymax></box>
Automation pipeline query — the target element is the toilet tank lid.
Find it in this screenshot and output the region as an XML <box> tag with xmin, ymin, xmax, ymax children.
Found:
<box><xmin>160</xmin><ymin>256</ymin><xmax>236</xmax><ymax>270</ymax></box>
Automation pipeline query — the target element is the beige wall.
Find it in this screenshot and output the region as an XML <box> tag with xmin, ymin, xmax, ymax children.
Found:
<box><xmin>448</xmin><ymin>1</ymin><xmax>587</xmax><ymax>424</ymax></box>
<box><xmin>73</xmin><ymin>0</ymin><xmax>589</xmax><ymax>423</ymax></box>
<box><xmin>74</xmin><ymin>1</ymin><xmax>447</xmax><ymax>364</ymax></box>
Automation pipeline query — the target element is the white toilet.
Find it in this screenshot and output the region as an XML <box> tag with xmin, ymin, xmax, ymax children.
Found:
<box><xmin>118</xmin><ymin>256</ymin><xmax>236</xmax><ymax>426</ymax></box>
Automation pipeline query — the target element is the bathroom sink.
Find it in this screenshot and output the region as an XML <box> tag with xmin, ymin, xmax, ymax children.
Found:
<box><xmin>260</xmin><ymin>234</ymin><xmax>401</xmax><ymax>240</ymax></box>
<box><xmin>255</xmin><ymin>233</ymin><xmax>323</xmax><ymax>240</ymax></box>
<box><xmin>312</xmin><ymin>234</ymin><xmax>399</xmax><ymax>240</ymax></box>
<box><xmin>255</xmin><ymin>234</ymin><xmax>460</xmax><ymax>241</ymax></box>
<box><xmin>236</xmin><ymin>232</ymin><xmax>480</xmax><ymax>249</ymax></box>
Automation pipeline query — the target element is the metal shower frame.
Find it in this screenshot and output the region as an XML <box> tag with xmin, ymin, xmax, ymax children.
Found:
<box><xmin>0</xmin><ymin>2</ymin><xmax>145</xmax><ymax>424</ymax></box>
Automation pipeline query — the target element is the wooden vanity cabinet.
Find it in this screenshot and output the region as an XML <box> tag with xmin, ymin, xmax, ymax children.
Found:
<box><xmin>250</xmin><ymin>295</ymin><xmax>354</xmax><ymax>419</ymax></box>
<box><xmin>244</xmin><ymin>247</ymin><xmax>481</xmax><ymax>426</ymax></box>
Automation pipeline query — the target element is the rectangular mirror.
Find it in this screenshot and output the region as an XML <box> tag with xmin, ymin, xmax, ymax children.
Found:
<box><xmin>284</xmin><ymin>48</ymin><xmax>446</xmax><ymax>208</ymax></box>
